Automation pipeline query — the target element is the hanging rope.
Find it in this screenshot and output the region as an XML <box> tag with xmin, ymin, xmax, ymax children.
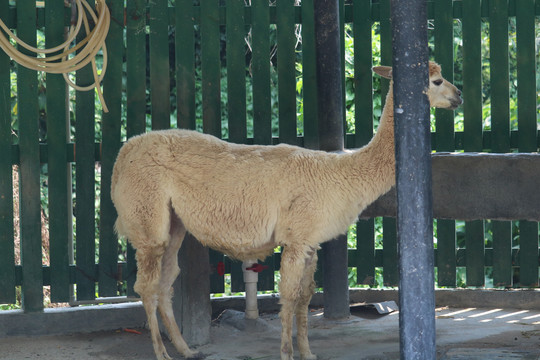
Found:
<box><xmin>0</xmin><ymin>0</ymin><xmax>110</xmax><ymax>112</ymax></box>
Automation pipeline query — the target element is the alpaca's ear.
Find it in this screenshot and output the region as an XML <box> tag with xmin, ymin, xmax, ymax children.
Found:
<box><xmin>373</xmin><ymin>66</ymin><xmax>392</xmax><ymax>79</ymax></box>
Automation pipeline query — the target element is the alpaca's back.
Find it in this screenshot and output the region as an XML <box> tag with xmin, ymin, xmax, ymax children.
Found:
<box><xmin>111</xmin><ymin>129</ymin><xmax>315</xmax><ymax>260</ymax></box>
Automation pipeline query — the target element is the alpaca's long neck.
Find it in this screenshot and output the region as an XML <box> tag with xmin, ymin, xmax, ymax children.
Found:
<box><xmin>337</xmin><ymin>82</ymin><xmax>396</xmax><ymax>208</ymax></box>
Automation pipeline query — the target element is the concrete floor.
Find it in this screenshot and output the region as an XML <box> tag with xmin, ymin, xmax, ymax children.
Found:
<box><xmin>0</xmin><ymin>307</ymin><xmax>539</xmax><ymax>360</ymax></box>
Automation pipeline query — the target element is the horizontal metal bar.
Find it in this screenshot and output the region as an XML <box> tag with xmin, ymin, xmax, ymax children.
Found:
<box><xmin>362</xmin><ymin>153</ymin><xmax>540</xmax><ymax>221</ymax></box>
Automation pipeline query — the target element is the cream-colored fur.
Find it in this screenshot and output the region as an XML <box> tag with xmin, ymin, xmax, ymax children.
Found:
<box><xmin>111</xmin><ymin>62</ymin><xmax>461</xmax><ymax>360</ymax></box>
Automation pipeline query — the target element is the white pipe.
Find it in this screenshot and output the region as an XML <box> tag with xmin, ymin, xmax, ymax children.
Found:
<box><xmin>242</xmin><ymin>260</ymin><xmax>259</xmax><ymax>320</ymax></box>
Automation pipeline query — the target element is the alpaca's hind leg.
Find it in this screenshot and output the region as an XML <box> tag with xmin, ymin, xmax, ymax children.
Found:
<box><xmin>295</xmin><ymin>251</ymin><xmax>318</xmax><ymax>360</ymax></box>
<box><xmin>157</xmin><ymin>216</ymin><xmax>200</xmax><ymax>359</ymax></box>
<box><xmin>134</xmin><ymin>249</ymin><xmax>171</xmax><ymax>360</ymax></box>
<box><xmin>279</xmin><ymin>246</ymin><xmax>314</xmax><ymax>360</ymax></box>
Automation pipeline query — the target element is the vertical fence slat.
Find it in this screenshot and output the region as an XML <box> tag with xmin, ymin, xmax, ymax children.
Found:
<box><xmin>75</xmin><ymin>14</ymin><xmax>97</xmax><ymax>301</ymax></box>
<box><xmin>226</xmin><ymin>0</ymin><xmax>247</xmax><ymax>142</ymax></box>
<box><xmin>150</xmin><ymin>0</ymin><xmax>171</xmax><ymax>131</ymax></box>
<box><xmin>434</xmin><ymin>0</ymin><xmax>455</xmax><ymax>152</ymax></box>
<box><xmin>379</xmin><ymin>0</ymin><xmax>397</xmax><ymax>288</ymax></box>
<box><xmin>256</xmin><ymin>0</ymin><xmax>276</xmax><ymax>284</ymax></box>
<box><xmin>99</xmin><ymin>0</ymin><xmax>124</xmax><ymax>297</ymax></box>
<box><xmin>209</xmin><ymin>249</ymin><xmax>225</xmax><ymax>294</ymax></box>
<box><xmin>434</xmin><ymin>0</ymin><xmax>456</xmax><ymax>287</ymax></box>
<box><xmin>518</xmin><ymin>221</ymin><xmax>539</xmax><ymax>287</ymax></box>
<box><xmin>0</xmin><ymin>0</ymin><xmax>15</xmax><ymax>304</ymax></box>
<box><xmin>305</xmin><ymin>0</ymin><xmax>322</xmax><ymax>284</ymax></box>
<box><xmin>433</xmin><ymin>0</ymin><xmax>456</xmax><ymax>287</ymax></box>
<box><xmin>231</xmin><ymin>261</ymin><xmax>244</xmax><ymax>293</ymax></box>
<box><xmin>492</xmin><ymin>220</ymin><xmax>512</xmax><ymax>286</ymax></box>
<box><xmin>17</xmin><ymin>0</ymin><xmax>43</xmax><ymax>312</ymax></box>
<box><xmin>352</xmin><ymin>0</ymin><xmax>375</xmax><ymax>287</ymax></box>
<box><xmin>465</xmin><ymin>220</ymin><xmax>485</xmax><ymax>286</ymax></box>
<box><xmin>258</xmin><ymin>256</ymin><xmax>275</xmax><ymax>291</ymax></box>
<box><xmin>379</xmin><ymin>0</ymin><xmax>391</xmax><ymax>91</ymax></box>
<box><xmin>382</xmin><ymin>217</ymin><xmax>398</xmax><ymax>286</ymax></box>
<box><xmin>462</xmin><ymin>0</ymin><xmax>483</xmax><ymax>152</ymax></box>
<box><xmin>490</xmin><ymin>0</ymin><xmax>512</xmax><ymax>287</ymax></box>
<box><xmin>125</xmin><ymin>0</ymin><xmax>148</xmax><ymax>296</ymax></box>
<box><xmin>353</xmin><ymin>0</ymin><xmax>373</xmax><ymax>147</ymax></box>
<box><xmin>177</xmin><ymin>0</ymin><xmax>196</xmax><ymax>131</ymax></box>
<box><xmin>276</xmin><ymin>0</ymin><xmax>297</xmax><ymax>145</ymax></box>
<box><xmin>301</xmin><ymin>0</ymin><xmax>318</xmax><ymax>149</ymax></box>
<box><xmin>200</xmin><ymin>0</ymin><xmax>221</xmax><ymax>137</ymax></box>
<box><xmin>436</xmin><ymin>220</ymin><xmax>456</xmax><ymax>286</ymax></box>
<box><xmin>127</xmin><ymin>0</ymin><xmax>147</xmax><ymax>137</ymax></box>
<box><xmin>251</xmin><ymin>0</ymin><xmax>272</xmax><ymax>145</ymax></box>
<box><xmin>516</xmin><ymin>0</ymin><xmax>538</xmax><ymax>287</ymax></box>
<box><xmin>46</xmin><ymin>0</ymin><xmax>70</xmax><ymax>302</ymax></box>
<box><xmin>490</xmin><ymin>0</ymin><xmax>510</xmax><ymax>152</ymax></box>
<box><xmin>356</xmin><ymin>220</ymin><xmax>375</xmax><ymax>285</ymax></box>
<box><xmin>201</xmin><ymin>0</ymin><xmax>224</xmax><ymax>291</ymax></box>
<box><xmin>462</xmin><ymin>0</ymin><xmax>485</xmax><ymax>287</ymax></box>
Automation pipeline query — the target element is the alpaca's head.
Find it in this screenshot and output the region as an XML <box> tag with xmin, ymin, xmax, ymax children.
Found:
<box><xmin>373</xmin><ymin>61</ymin><xmax>463</xmax><ymax>110</ymax></box>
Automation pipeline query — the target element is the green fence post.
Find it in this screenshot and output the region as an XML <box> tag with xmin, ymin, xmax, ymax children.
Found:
<box><xmin>125</xmin><ymin>0</ymin><xmax>148</xmax><ymax>297</ymax></box>
<box><xmin>150</xmin><ymin>0</ymin><xmax>171</xmax><ymax>131</ymax></box>
<box><xmin>75</xmin><ymin>4</ymin><xmax>97</xmax><ymax>301</ymax></box>
<box><xmin>45</xmin><ymin>0</ymin><xmax>71</xmax><ymax>303</ymax></box>
<box><xmin>489</xmin><ymin>0</ymin><xmax>512</xmax><ymax>287</ymax></box>
<box><xmin>516</xmin><ymin>0</ymin><xmax>539</xmax><ymax>287</ymax></box>
<box><xmin>462</xmin><ymin>0</ymin><xmax>485</xmax><ymax>287</ymax></box>
<box><xmin>252</xmin><ymin>0</ymin><xmax>272</xmax><ymax>144</ymax></box>
<box><xmin>301</xmin><ymin>0</ymin><xmax>318</xmax><ymax>149</ymax></box>
<box><xmin>99</xmin><ymin>0</ymin><xmax>124</xmax><ymax>297</ymax></box>
<box><xmin>200</xmin><ymin>0</ymin><xmax>221</xmax><ymax>138</ymax></box>
<box><xmin>276</xmin><ymin>0</ymin><xmax>298</xmax><ymax>146</ymax></box>
<box><xmin>0</xmin><ymin>0</ymin><xmax>15</xmax><ymax>305</ymax></box>
<box><xmin>17</xmin><ymin>0</ymin><xmax>43</xmax><ymax>312</ymax></box>
<box><xmin>226</xmin><ymin>0</ymin><xmax>247</xmax><ymax>143</ymax></box>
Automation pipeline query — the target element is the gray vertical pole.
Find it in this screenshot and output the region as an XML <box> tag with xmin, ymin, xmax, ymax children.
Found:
<box><xmin>314</xmin><ymin>0</ymin><xmax>350</xmax><ymax>319</ymax></box>
<box><xmin>391</xmin><ymin>0</ymin><xmax>436</xmax><ymax>359</ymax></box>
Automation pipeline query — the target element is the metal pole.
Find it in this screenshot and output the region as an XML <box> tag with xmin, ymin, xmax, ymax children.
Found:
<box><xmin>314</xmin><ymin>0</ymin><xmax>350</xmax><ymax>319</ymax></box>
<box><xmin>390</xmin><ymin>0</ymin><xmax>436</xmax><ymax>358</ymax></box>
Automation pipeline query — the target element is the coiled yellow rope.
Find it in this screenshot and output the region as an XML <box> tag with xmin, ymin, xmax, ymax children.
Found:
<box><xmin>0</xmin><ymin>0</ymin><xmax>110</xmax><ymax>112</ymax></box>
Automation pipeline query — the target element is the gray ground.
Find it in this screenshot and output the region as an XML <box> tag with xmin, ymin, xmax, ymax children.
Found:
<box><xmin>1</xmin><ymin>307</ymin><xmax>539</xmax><ymax>360</ymax></box>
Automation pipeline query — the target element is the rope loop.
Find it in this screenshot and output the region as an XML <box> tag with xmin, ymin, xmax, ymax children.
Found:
<box><xmin>0</xmin><ymin>0</ymin><xmax>110</xmax><ymax>112</ymax></box>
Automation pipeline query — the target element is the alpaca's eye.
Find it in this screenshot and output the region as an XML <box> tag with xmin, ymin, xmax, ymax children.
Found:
<box><xmin>433</xmin><ymin>79</ymin><xmax>443</xmax><ymax>86</ymax></box>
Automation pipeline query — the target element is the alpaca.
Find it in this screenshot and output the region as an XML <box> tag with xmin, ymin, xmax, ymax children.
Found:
<box><xmin>111</xmin><ymin>61</ymin><xmax>462</xmax><ymax>360</ymax></box>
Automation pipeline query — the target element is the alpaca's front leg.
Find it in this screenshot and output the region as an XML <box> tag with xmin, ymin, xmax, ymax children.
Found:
<box><xmin>279</xmin><ymin>300</ymin><xmax>295</xmax><ymax>360</ymax></box>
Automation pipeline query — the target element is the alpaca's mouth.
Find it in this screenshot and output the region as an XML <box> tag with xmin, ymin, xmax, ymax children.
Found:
<box><xmin>446</xmin><ymin>97</ymin><xmax>463</xmax><ymax>110</ymax></box>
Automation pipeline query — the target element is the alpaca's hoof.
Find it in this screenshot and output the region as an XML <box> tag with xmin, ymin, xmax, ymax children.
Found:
<box><xmin>301</xmin><ymin>353</ymin><xmax>317</xmax><ymax>360</ymax></box>
<box><xmin>281</xmin><ymin>353</ymin><xmax>294</xmax><ymax>360</ymax></box>
<box><xmin>183</xmin><ymin>350</ymin><xmax>205</xmax><ymax>359</ymax></box>
<box><xmin>156</xmin><ymin>352</ymin><xmax>173</xmax><ymax>360</ymax></box>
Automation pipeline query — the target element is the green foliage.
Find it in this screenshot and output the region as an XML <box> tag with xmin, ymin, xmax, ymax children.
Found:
<box><xmin>5</xmin><ymin>9</ymin><xmax>540</xmax><ymax>306</ymax></box>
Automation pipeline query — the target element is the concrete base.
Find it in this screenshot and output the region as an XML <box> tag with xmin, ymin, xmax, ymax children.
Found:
<box><xmin>2</xmin><ymin>307</ymin><xmax>539</xmax><ymax>360</ymax></box>
<box><xmin>1</xmin><ymin>288</ymin><xmax>538</xmax><ymax>339</ymax></box>
<box><xmin>219</xmin><ymin>309</ymin><xmax>273</xmax><ymax>332</ymax></box>
<box><xmin>0</xmin><ymin>302</ymin><xmax>146</xmax><ymax>337</ymax></box>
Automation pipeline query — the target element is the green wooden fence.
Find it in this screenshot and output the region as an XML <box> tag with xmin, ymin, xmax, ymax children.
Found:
<box><xmin>0</xmin><ymin>0</ymin><xmax>538</xmax><ymax>312</ymax></box>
